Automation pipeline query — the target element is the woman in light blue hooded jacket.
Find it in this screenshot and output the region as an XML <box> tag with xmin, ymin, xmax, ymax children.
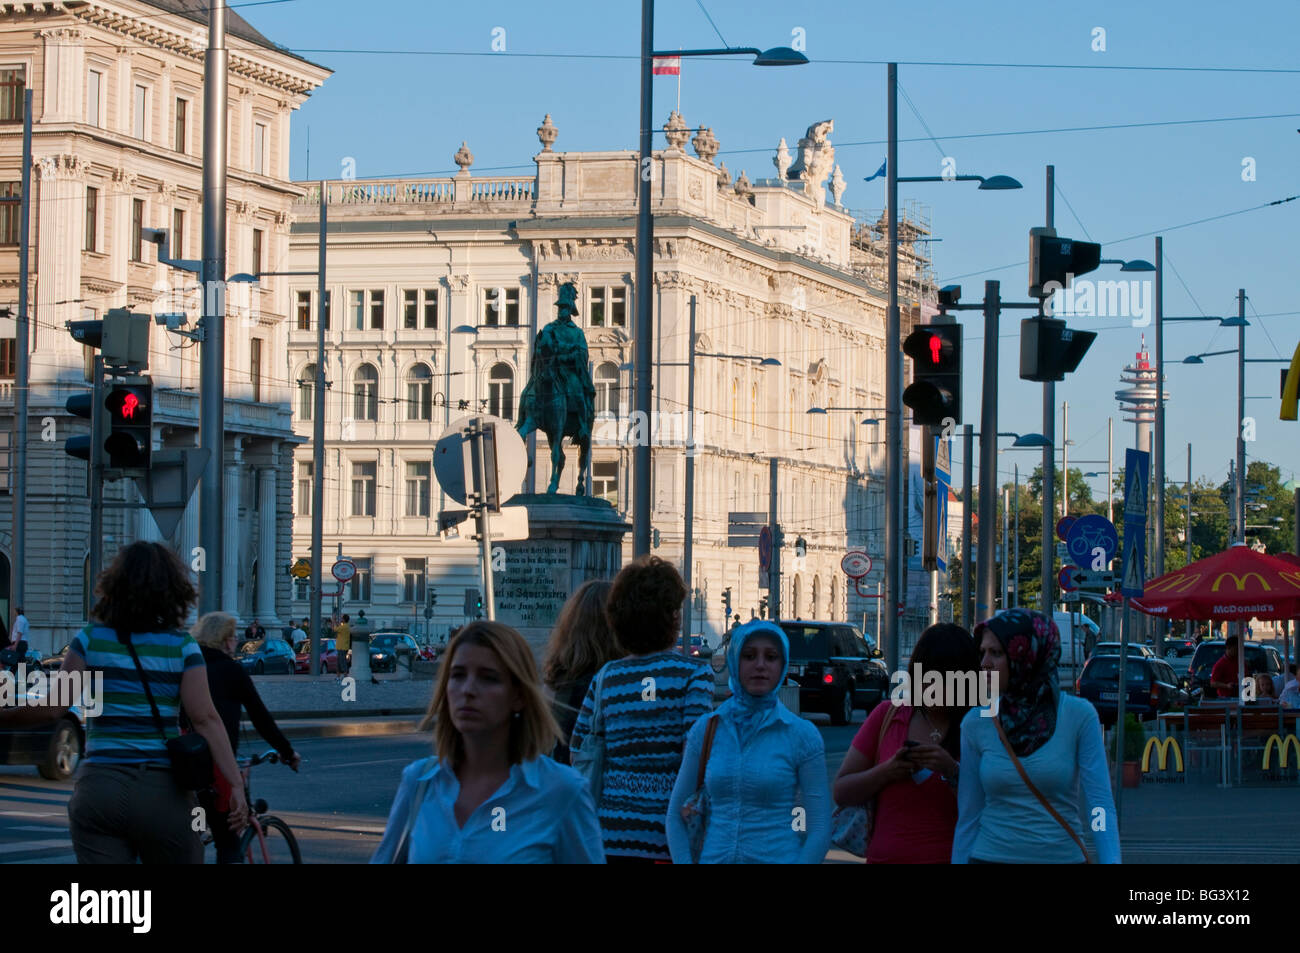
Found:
<box><xmin>666</xmin><ymin>620</ymin><xmax>832</xmax><ymax>864</ymax></box>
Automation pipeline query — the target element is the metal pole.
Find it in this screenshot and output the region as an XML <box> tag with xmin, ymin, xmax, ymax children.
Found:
<box><xmin>1154</xmin><ymin>237</ymin><xmax>1165</xmax><ymax>581</ymax></box>
<box><xmin>632</xmin><ymin>0</ymin><xmax>654</xmax><ymax>557</ymax></box>
<box><xmin>199</xmin><ymin>0</ymin><xmax>229</xmax><ymax>614</ymax></box>
<box><xmin>681</xmin><ymin>295</ymin><xmax>696</xmax><ymax>653</ymax></box>
<box><xmin>1185</xmin><ymin>443</ymin><xmax>1192</xmax><ymax>643</ymax></box>
<box><xmin>1107</xmin><ymin>416</ymin><xmax>1113</xmax><ymax>524</ymax></box>
<box><xmin>310</xmin><ymin>181</ymin><xmax>326</xmax><ymax>675</ymax></box>
<box><xmin>769</xmin><ymin>457</ymin><xmax>781</xmax><ymax>620</ymax></box>
<box><xmin>1013</xmin><ymin>462</ymin><xmax>1020</xmax><ymax>607</ymax></box>
<box><xmin>89</xmin><ymin>356</ymin><xmax>105</xmax><ymax>603</ymax></box>
<box><xmin>1114</xmin><ymin>601</ymin><xmax>1131</xmax><ymax>816</ymax></box>
<box><xmin>1061</xmin><ymin>401</ymin><xmax>1068</xmax><ymax>521</ymax></box>
<box><xmin>1001</xmin><ymin>488</ymin><xmax>1009</xmax><ymax>609</ymax></box>
<box><xmin>884</xmin><ymin>62</ymin><xmax>902</xmax><ymax>669</ymax></box>
<box><xmin>1041</xmin><ymin>164</ymin><xmax>1056</xmax><ymax>621</ymax></box>
<box><xmin>1236</xmin><ymin>288</ymin><xmax>1246</xmax><ymax>545</ymax></box>
<box><xmin>12</xmin><ymin>88</ymin><xmax>31</xmax><ymax>611</ymax></box>
<box><xmin>976</xmin><ymin>280</ymin><xmax>1000</xmax><ymax>619</ymax></box>
<box><xmin>961</xmin><ymin>423</ymin><xmax>972</xmax><ymax>626</ymax></box>
<box><xmin>470</xmin><ymin>418</ymin><xmax>496</xmax><ymax>621</ymax></box>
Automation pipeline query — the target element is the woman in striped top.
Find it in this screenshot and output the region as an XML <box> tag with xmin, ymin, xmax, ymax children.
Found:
<box><xmin>571</xmin><ymin>556</ymin><xmax>713</xmax><ymax>863</ymax></box>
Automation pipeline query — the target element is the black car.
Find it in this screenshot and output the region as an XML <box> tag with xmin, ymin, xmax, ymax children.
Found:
<box><xmin>1077</xmin><ymin>655</ymin><xmax>1187</xmax><ymax>725</ymax></box>
<box><xmin>369</xmin><ymin>632</ymin><xmax>421</xmax><ymax>669</ymax></box>
<box><xmin>1188</xmin><ymin>640</ymin><xmax>1283</xmax><ymax>698</ymax></box>
<box><xmin>0</xmin><ymin>695</ymin><xmax>85</xmax><ymax>781</ymax></box>
<box><xmin>236</xmin><ymin>638</ymin><xmax>297</xmax><ymax>675</ymax></box>
<box><xmin>779</xmin><ymin>621</ymin><xmax>889</xmax><ymax>726</ymax></box>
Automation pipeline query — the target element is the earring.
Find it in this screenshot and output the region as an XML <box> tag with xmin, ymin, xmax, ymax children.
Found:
<box><xmin>512</xmin><ymin>710</ymin><xmax>523</xmax><ymax>720</ymax></box>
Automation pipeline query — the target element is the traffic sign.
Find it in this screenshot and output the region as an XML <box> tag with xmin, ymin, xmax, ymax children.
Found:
<box><xmin>332</xmin><ymin>559</ymin><xmax>356</xmax><ymax>582</ymax></box>
<box><xmin>290</xmin><ymin>559</ymin><xmax>311</xmax><ymax>579</ymax></box>
<box><xmin>1121</xmin><ymin>532</ymin><xmax>1146</xmax><ymax>597</ymax></box>
<box><xmin>728</xmin><ymin>511</ymin><xmax>767</xmax><ymax>548</ymax></box>
<box><xmin>1123</xmin><ymin>448</ymin><xmax>1151</xmax><ymax>522</ymax></box>
<box><xmin>841</xmin><ymin>550</ymin><xmax>872</xmax><ymax>579</ymax></box>
<box><xmin>1056</xmin><ymin>515</ymin><xmax>1077</xmax><ymax>542</ymax></box>
<box><xmin>434</xmin><ymin>415</ymin><xmax>527</xmax><ymax>509</ymax></box>
<box><xmin>1068</xmin><ymin>569</ymin><xmax>1118</xmax><ymax>589</ymax></box>
<box><xmin>1059</xmin><ymin>566</ymin><xmax>1079</xmax><ymax>592</ymax></box>
<box><xmin>759</xmin><ymin>526</ymin><xmax>773</xmax><ymax>572</ymax></box>
<box><xmin>1066</xmin><ymin>514</ymin><xmax>1119</xmax><ymax>566</ymax></box>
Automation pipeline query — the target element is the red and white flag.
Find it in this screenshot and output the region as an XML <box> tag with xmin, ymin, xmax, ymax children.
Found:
<box><xmin>652</xmin><ymin>56</ymin><xmax>681</xmax><ymax>75</ymax></box>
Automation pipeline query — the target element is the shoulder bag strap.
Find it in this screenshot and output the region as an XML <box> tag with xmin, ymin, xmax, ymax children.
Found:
<box><xmin>993</xmin><ymin>717</ymin><xmax>1091</xmax><ymax>864</ymax></box>
<box><xmin>872</xmin><ymin>704</ymin><xmax>897</xmax><ymax>767</ymax></box>
<box><xmin>393</xmin><ymin>773</ymin><xmax>434</xmax><ymax>864</ymax></box>
<box><xmin>694</xmin><ymin>714</ymin><xmax>720</xmax><ymax>791</ymax></box>
<box><xmin>590</xmin><ymin>666</ymin><xmax>606</xmax><ymax>737</ymax></box>
<box><xmin>119</xmin><ymin>630</ymin><xmax>170</xmax><ymax>744</ymax></box>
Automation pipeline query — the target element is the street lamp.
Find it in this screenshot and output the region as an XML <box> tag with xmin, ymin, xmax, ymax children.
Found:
<box><xmin>633</xmin><ymin>4</ymin><xmax>808</xmax><ymax>559</ymax></box>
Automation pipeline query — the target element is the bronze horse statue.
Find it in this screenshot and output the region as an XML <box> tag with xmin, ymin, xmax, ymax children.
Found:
<box><xmin>516</xmin><ymin>282</ymin><xmax>596</xmax><ymax>494</ymax></box>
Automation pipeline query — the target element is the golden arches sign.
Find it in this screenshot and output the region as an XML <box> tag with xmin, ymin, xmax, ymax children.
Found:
<box><xmin>1144</xmin><ymin>572</ymin><xmax>1201</xmax><ymax>595</ymax></box>
<box><xmin>1262</xmin><ymin>734</ymin><xmax>1300</xmax><ymax>770</ymax></box>
<box><xmin>1210</xmin><ymin>572</ymin><xmax>1270</xmax><ymax>593</ymax></box>
<box><xmin>1278</xmin><ymin>571</ymin><xmax>1300</xmax><ymax>591</ymax></box>
<box><xmin>1141</xmin><ymin>736</ymin><xmax>1184</xmax><ymax>773</ymax></box>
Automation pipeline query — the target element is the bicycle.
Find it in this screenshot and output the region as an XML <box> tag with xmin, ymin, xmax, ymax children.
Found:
<box><xmin>234</xmin><ymin>749</ymin><xmax>302</xmax><ymax>863</ymax></box>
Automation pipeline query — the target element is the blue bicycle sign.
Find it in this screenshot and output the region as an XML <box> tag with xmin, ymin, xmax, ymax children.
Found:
<box><xmin>1065</xmin><ymin>514</ymin><xmax>1118</xmax><ymax>567</ymax></box>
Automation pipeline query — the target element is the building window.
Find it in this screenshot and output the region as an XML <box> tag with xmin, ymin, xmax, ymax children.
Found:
<box><xmin>0</xmin><ymin>67</ymin><xmax>24</xmax><ymax>123</ymax></box>
<box><xmin>349</xmin><ymin>557</ymin><xmax>372</xmax><ymax>602</ymax></box>
<box><xmin>351</xmin><ymin>461</ymin><xmax>377</xmax><ymax>517</ymax></box>
<box><xmin>86</xmin><ymin>69</ymin><xmax>101</xmax><ymax>127</ymax></box>
<box><xmin>593</xmin><ymin>461</ymin><xmax>618</xmax><ymax>506</ymax></box>
<box><xmin>482</xmin><ymin>287</ymin><xmax>520</xmax><ymax>326</ymax></box>
<box><xmin>406</xmin><ymin>364</ymin><xmax>433</xmax><ymax>421</ymax></box>
<box><xmin>349</xmin><ymin>290</ymin><xmax>363</xmax><ymax>329</ymax></box>
<box><xmin>84</xmin><ymin>187</ymin><xmax>98</xmax><ymax>252</ymax></box>
<box><xmin>488</xmin><ymin>363</ymin><xmax>514</xmax><ymax>420</ymax></box>
<box><xmin>403</xmin><ymin>289</ymin><xmax>418</xmax><ymax>330</ymax></box>
<box><xmin>0</xmin><ymin>339</ymin><xmax>15</xmax><ymax>378</ymax></box>
<box><xmin>250</xmin><ymin>338</ymin><xmax>263</xmax><ymax>403</ymax></box>
<box><xmin>172</xmin><ymin>208</ymin><xmax>184</xmax><ymax>259</ymax></box>
<box><xmin>132</xmin><ymin>83</ymin><xmax>148</xmax><ymax>140</ymax></box>
<box><xmin>296</xmin><ymin>290</ymin><xmax>311</xmax><ymax>330</ymax></box>
<box><xmin>0</xmin><ymin>182</ymin><xmax>20</xmax><ymax>245</ymax></box>
<box><xmin>405</xmin><ymin>462</ymin><xmax>430</xmax><ymax>517</ymax></box>
<box><xmin>402</xmin><ymin>288</ymin><xmax>440</xmax><ymax>331</ymax></box>
<box><xmin>251</xmin><ymin>228</ymin><xmax>263</xmax><ymax>276</ymax></box>
<box><xmin>353</xmin><ymin>364</ymin><xmax>378</xmax><ymax>421</ymax></box>
<box><xmin>589</xmin><ymin>286</ymin><xmax>627</xmax><ymax>327</ymax></box>
<box><xmin>350</xmin><ymin>289</ymin><xmax>384</xmax><ymax>330</ymax></box>
<box><xmin>252</xmin><ymin>121</ymin><xmax>267</xmax><ymax>175</ymax></box>
<box><xmin>174</xmin><ymin>97</ymin><xmax>187</xmax><ymax>152</ymax></box>
<box><xmin>297</xmin><ymin>461</ymin><xmax>312</xmax><ymax>516</ymax></box>
<box><xmin>403</xmin><ymin>558</ymin><xmax>427</xmax><ymax>603</ymax></box>
<box><xmin>130</xmin><ymin>199</ymin><xmax>144</xmax><ymax>261</ymax></box>
<box><xmin>423</xmin><ymin>288</ymin><xmax>438</xmax><ymax>329</ymax></box>
<box><xmin>298</xmin><ymin>364</ymin><xmax>316</xmax><ymax>420</ymax></box>
<box><xmin>369</xmin><ymin>289</ymin><xmax>384</xmax><ymax>329</ymax></box>
<box><xmin>594</xmin><ymin>362</ymin><xmax>619</xmax><ymax>416</ymax></box>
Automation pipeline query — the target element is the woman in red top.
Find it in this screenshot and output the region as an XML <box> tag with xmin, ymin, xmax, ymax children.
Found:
<box><xmin>833</xmin><ymin>623</ymin><xmax>979</xmax><ymax>864</ymax></box>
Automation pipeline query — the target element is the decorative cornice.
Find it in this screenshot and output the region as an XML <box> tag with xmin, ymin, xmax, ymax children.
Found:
<box><xmin>36</xmin><ymin>153</ymin><xmax>92</xmax><ymax>181</ymax></box>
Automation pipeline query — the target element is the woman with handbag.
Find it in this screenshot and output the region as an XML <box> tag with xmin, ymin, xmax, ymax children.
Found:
<box><xmin>570</xmin><ymin>556</ymin><xmax>713</xmax><ymax>863</ymax></box>
<box><xmin>58</xmin><ymin>542</ymin><xmax>248</xmax><ymax>864</ymax></box>
<box><xmin>542</xmin><ymin>580</ymin><xmax>620</xmax><ymax>765</ymax></box>
<box><xmin>952</xmin><ymin>608</ymin><xmax>1121</xmax><ymax>864</ymax></box>
<box><xmin>831</xmin><ymin>623</ymin><xmax>979</xmax><ymax>863</ymax></box>
<box><xmin>666</xmin><ymin>620</ymin><xmax>831</xmax><ymax>864</ymax></box>
<box><xmin>370</xmin><ymin>620</ymin><xmax>603</xmax><ymax>863</ymax></box>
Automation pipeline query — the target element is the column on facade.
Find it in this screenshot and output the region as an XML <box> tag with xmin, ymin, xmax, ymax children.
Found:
<box><xmin>222</xmin><ymin>461</ymin><xmax>241</xmax><ymax>615</ymax></box>
<box><xmin>256</xmin><ymin>466</ymin><xmax>280</xmax><ymax>624</ymax></box>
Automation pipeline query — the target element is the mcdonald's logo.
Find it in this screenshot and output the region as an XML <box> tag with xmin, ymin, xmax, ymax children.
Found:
<box><xmin>1145</xmin><ymin>572</ymin><xmax>1201</xmax><ymax>595</ymax></box>
<box><xmin>1279</xmin><ymin>571</ymin><xmax>1300</xmax><ymax>591</ymax></box>
<box><xmin>1262</xmin><ymin>734</ymin><xmax>1300</xmax><ymax>770</ymax></box>
<box><xmin>1141</xmin><ymin>736</ymin><xmax>1184</xmax><ymax>773</ymax></box>
<box><xmin>1210</xmin><ymin>572</ymin><xmax>1270</xmax><ymax>593</ymax></box>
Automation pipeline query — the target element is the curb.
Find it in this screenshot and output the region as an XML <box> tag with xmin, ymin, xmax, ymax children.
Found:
<box><xmin>246</xmin><ymin>717</ymin><xmax>425</xmax><ymax>740</ymax></box>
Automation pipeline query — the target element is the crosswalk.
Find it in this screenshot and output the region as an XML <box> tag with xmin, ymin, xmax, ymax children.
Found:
<box><xmin>0</xmin><ymin>775</ymin><xmax>76</xmax><ymax>863</ymax></box>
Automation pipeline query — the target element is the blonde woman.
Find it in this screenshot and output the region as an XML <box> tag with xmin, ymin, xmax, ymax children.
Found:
<box><xmin>184</xmin><ymin>611</ymin><xmax>299</xmax><ymax>863</ymax></box>
<box><xmin>371</xmin><ymin>621</ymin><xmax>604</xmax><ymax>864</ymax></box>
<box><xmin>542</xmin><ymin>580</ymin><xmax>621</xmax><ymax>764</ymax></box>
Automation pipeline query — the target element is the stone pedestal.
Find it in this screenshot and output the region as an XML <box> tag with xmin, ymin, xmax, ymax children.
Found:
<box><xmin>491</xmin><ymin>494</ymin><xmax>631</xmax><ymax>658</ymax></box>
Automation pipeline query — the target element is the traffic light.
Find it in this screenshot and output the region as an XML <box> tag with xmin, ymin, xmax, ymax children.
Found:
<box><xmin>1028</xmin><ymin>227</ymin><xmax>1101</xmax><ymax>299</ymax></box>
<box><xmin>64</xmin><ymin>391</ymin><xmax>95</xmax><ymax>463</ymax></box>
<box><xmin>428</xmin><ymin>589</ymin><xmax>438</xmax><ymax>608</ymax></box>
<box><xmin>758</xmin><ymin>595</ymin><xmax>769</xmax><ymax>619</ymax></box>
<box><xmin>68</xmin><ymin>309</ymin><xmax>149</xmax><ymax>370</ymax></box>
<box><xmin>652</xmin><ymin>527</ymin><xmax>661</xmax><ymax>548</ymax></box>
<box><xmin>1019</xmin><ymin>318</ymin><xmax>1097</xmax><ymax>382</ymax></box>
<box><xmin>902</xmin><ymin>323</ymin><xmax>962</xmax><ymax>427</ymax></box>
<box><xmin>464</xmin><ymin>587</ymin><xmax>482</xmax><ymax>617</ymax></box>
<box><xmin>794</xmin><ymin>536</ymin><xmax>807</xmax><ymax>559</ymax></box>
<box><xmin>722</xmin><ymin>587</ymin><xmax>732</xmax><ymax>618</ymax></box>
<box><xmin>103</xmin><ymin>379</ymin><xmax>153</xmax><ymax>469</ymax></box>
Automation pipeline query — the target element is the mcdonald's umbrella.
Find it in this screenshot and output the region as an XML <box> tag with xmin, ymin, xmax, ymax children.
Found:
<box><xmin>1130</xmin><ymin>543</ymin><xmax>1300</xmax><ymax>620</ymax></box>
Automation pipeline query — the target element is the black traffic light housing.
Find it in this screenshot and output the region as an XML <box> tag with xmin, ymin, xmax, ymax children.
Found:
<box><xmin>65</xmin><ymin>392</ymin><xmax>95</xmax><ymax>462</ymax></box>
<box><xmin>1029</xmin><ymin>227</ymin><xmax>1102</xmax><ymax>299</ymax></box>
<box><xmin>794</xmin><ymin>536</ymin><xmax>807</xmax><ymax>559</ymax></box>
<box><xmin>103</xmin><ymin>379</ymin><xmax>153</xmax><ymax>469</ymax></box>
<box><xmin>722</xmin><ymin>587</ymin><xmax>732</xmax><ymax>618</ymax></box>
<box><xmin>1019</xmin><ymin>318</ymin><xmax>1097</xmax><ymax>382</ymax></box>
<box><xmin>903</xmin><ymin>323</ymin><xmax>962</xmax><ymax>427</ymax></box>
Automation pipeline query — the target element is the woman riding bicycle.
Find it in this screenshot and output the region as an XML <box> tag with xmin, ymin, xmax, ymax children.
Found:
<box><xmin>185</xmin><ymin>612</ymin><xmax>301</xmax><ymax>863</ymax></box>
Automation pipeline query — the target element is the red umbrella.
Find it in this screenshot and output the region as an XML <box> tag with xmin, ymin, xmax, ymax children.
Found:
<box><xmin>1131</xmin><ymin>543</ymin><xmax>1300</xmax><ymax>621</ymax></box>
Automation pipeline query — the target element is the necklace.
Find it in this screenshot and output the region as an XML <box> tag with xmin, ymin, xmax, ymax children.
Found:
<box><xmin>919</xmin><ymin>709</ymin><xmax>944</xmax><ymax>743</ymax></box>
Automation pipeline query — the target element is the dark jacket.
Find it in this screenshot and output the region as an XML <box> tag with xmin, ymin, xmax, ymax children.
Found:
<box><xmin>548</xmin><ymin>672</ymin><xmax>597</xmax><ymax>766</ymax></box>
<box><xmin>184</xmin><ymin>645</ymin><xmax>293</xmax><ymax>759</ymax></box>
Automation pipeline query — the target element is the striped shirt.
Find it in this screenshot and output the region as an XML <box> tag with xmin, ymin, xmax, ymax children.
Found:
<box><xmin>571</xmin><ymin>652</ymin><xmax>713</xmax><ymax>860</ymax></box>
<box><xmin>70</xmin><ymin>624</ymin><xmax>205</xmax><ymax>765</ymax></box>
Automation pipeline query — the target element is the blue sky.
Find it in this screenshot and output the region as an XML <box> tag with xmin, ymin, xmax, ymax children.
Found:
<box><xmin>241</xmin><ymin>0</ymin><xmax>1299</xmax><ymax>497</ymax></box>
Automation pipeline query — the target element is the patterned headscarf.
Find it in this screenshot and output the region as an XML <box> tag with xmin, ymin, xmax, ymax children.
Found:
<box><xmin>973</xmin><ymin>608</ymin><xmax>1061</xmax><ymax>757</ymax></box>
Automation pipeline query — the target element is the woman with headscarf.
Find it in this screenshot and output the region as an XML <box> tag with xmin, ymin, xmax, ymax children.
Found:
<box><xmin>952</xmin><ymin>608</ymin><xmax>1120</xmax><ymax>864</ymax></box>
<box><xmin>665</xmin><ymin>620</ymin><xmax>831</xmax><ymax>864</ymax></box>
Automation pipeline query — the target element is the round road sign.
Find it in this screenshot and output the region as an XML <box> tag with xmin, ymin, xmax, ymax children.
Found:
<box><xmin>1056</xmin><ymin>515</ymin><xmax>1077</xmax><ymax>542</ymax></box>
<box><xmin>1058</xmin><ymin>565</ymin><xmax>1078</xmax><ymax>593</ymax></box>
<box><xmin>1066</xmin><ymin>514</ymin><xmax>1119</xmax><ymax>565</ymax></box>
<box><xmin>758</xmin><ymin>526</ymin><xmax>773</xmax><ymax>572</ymax></box>
<box><xmin>841</xmin><ymin>551</ymin><xmax>873</xmax><ymax>579</ymax></box>
<box><xmin>332</xmin><ymin>559</ymin><xmax>357</xmax><ymax>582</ymax></box>
<box><xmin>290</xmin><ymin>559</ymin><xmax>311</xmax><ymax>579</ymax></box>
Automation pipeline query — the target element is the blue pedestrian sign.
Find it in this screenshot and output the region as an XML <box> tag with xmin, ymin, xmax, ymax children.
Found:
<box><xmin>1065</xmin><ymin>514</ymin><xmax>1119</xmax><ymax>568</ymax></box>
<box><xmin>1121</xmin><ymin>448</ymin><xmax>1150</xmax><ymax>597</ymax></box>
<box><xmin>1121</xmin><ymin>531</ymin><xmax>1146</xmax><ymax>597</ymax></box>
<box><xmin>1123</xmin><ymin>448</ymin><xmax>1151</xmax><ymax>523</ymax></box>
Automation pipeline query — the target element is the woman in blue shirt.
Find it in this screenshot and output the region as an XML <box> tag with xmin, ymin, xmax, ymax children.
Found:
<box><xmin>953</xmin><ymin>608</ymin><xmax>1121</xmax><ymax>864</ymax></box>
<box><xmin>371</xmin><ymin>621</ymin><xmax>603</xmax><ymax>864</ymax></box>
<box><xmin>666</xmin><ymin>620</ymin><xmax>831</xmax><ymax>864</ymax></box>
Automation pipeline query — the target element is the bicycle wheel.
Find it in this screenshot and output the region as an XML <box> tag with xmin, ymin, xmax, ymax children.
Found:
<box><xmin>239</xmin><ymin>816</ymin><xmax>303</xmax><ymax>864</ymax></box>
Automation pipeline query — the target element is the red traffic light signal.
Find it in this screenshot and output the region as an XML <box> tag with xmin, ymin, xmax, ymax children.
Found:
<box><xmin>903</xmin><ymin>323</ymin><xmax>962</xmax><ymax>427</ymax></box>
<box><xmin>104</xmin><ymin>381</ymin><xmax>152</xmax><ymax>469</ymax></box>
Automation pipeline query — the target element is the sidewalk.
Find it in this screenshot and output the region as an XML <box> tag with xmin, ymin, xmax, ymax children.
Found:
<box><xmin>255</xmin><ymin>713</ymin><xmax>424</xmax><ymax>741</ymax></box>
<box><xmin>248</xmin><ymin>672</ymin><xmax>432</xmax><ymax>719</ymax></box>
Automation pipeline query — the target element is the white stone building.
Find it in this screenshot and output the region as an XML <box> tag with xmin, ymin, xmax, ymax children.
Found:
<box><xmin>0</xmin><ymin>0</ymin><xmax>329</xmax><ymax>653</ymax></box>
<box><xmin>286</xmin><ymin>116</ymin><xmax>936</xmax><ymax>647</ymax></box>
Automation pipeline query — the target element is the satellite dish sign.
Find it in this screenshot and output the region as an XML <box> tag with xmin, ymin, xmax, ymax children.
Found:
<box><xmin>434</xmin><ymin>415</ymin><xmax>528</xmax><ymax>507</ymax></box>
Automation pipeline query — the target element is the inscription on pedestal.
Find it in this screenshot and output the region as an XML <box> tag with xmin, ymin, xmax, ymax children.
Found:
<box><xmin>492</xmin><ymin>541</ymin><xmax>571</xmax><ymax>630</ymax></box>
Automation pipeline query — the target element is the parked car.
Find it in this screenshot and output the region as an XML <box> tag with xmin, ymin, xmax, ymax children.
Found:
<box><xmin>1089</xmin><ymin>642</ymin><xmax>1155</xmax><ymax>659</ymax></box>
<box><xmin>1188</xmin><ymin>640</ymin><xmax>1284</xmax><ymax>698</ymax></box>
<box><xmin>1157</xmin><ymin>635</ymin><xmax>1197</xmax><ymax>658</ymax></box>
<box><xmin>713</xmin><ymin>620</ymin><xmax>888</xmax><ymax>726</ymax></box>
<box><xmin>368</xmin><ymin>643</ymin><xmax>398</xmax><ymax>674</ymax></box>
<box><xmin>236</xmin><ymin>638</ymin><xmax>297</xmax><ymax>675</ymax></box>
<box><xmin>294</xmin><ymin>638</ymin><xmax>338</xmax><ymax>674</ymax></box>
<box><xmin>0</xmin><ymin>694</ymin><xmax>85</xmax><ymax>781</ymax></box>
<box><xmin>369</xmin><ymin>632</ymin><xmax>425</xmax><ymax>668</ymax></box>
<box><xmin>1077</xmin><ymin>655</ymin><xmax>1187</xmax><ymax>725</ymax></box>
